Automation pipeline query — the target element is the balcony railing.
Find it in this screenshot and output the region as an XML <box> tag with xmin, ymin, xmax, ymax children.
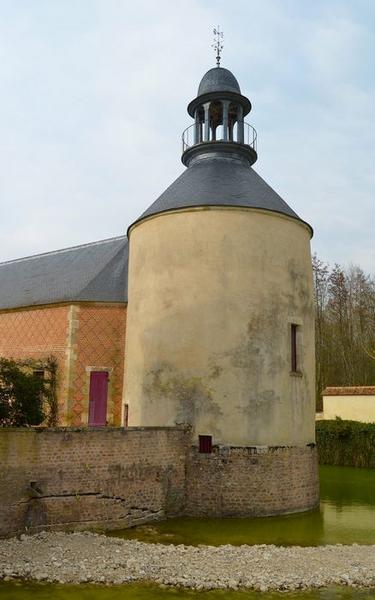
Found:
<box><xmin>182</xmin><ymin>121</ymin><xmax>257</xmax><ymax>154</ymax></box>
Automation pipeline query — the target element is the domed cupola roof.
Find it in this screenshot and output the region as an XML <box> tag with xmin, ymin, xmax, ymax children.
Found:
<box><xmin>198</xmin><ymin>67</ymin><xmax>241</xmax><ymax>95</ymax></box>
<box><xmin>187</xmin><ymin>67</ymin><xmax>251</xmax><ymax>118</ymax></box>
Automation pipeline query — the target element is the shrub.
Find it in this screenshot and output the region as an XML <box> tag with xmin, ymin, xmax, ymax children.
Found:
<box><xmin>316</xmin><ymin>419</ymin><xmax>375</xmax><ymax>468</ymax></box>
<box><xmin>0</xmin><ymin>358</ymin><xmax>45</xmax><ymax>427</ymax></box>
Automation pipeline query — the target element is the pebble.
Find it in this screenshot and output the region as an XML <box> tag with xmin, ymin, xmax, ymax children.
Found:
<box><xmin>0</xmin><ymin>532</ymin><xmax>374</xmax><ymax>591</ymax></box>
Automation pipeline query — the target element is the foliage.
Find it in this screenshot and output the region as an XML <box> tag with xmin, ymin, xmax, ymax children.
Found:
<box><xmin>316</xmin><ymin>419</ymin><xmax>375</xmax><ymax>468</ymax></box>
<box><xmin>18</xmin><ymin>356</ymin><xmax>59</xmax><ymax>426</ymax></box>
<box><xmin>313</xmin><ymin>255</ymin><xmax>375</xmax><ymax>410</ymax></box>
<box><xmin>0</xmin><ymin>355</ymin><xmax>58</xmax><ymax>427</ymax></box>
<box><xmin>0</xmin><ymin>358</ymin><xmax>45</xmax><ymax>426</ymax></box>
<box><xmin>45</xmin><ymin>356</ymin><xmax>58</xmax><ymax>426</ymax></box>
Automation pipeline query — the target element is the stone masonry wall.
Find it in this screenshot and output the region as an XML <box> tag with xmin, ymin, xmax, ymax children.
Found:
<box><xmin>185</xmin><ymin>445</ymin><xmax>319</xmax><ymax>517</ymax></box>
<box><xmin>0</xmin><ymin>429</ymin><xmax>319</xmax><ymax>537</ymax></box>
<box><xmin>0</xmin><ymin>427</ymin><xmax>189</xmax><ymax>537</ymax></box>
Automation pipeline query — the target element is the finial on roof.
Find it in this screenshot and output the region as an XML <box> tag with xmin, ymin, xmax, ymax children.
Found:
<box><xmin>212</xmin><ymin>26</ymin><xmax>224</xmax><ymax>67</ymax></box>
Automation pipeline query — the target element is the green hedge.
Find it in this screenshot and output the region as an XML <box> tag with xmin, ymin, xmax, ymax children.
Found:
<box><xmin>316</xmin><ymin>419</ymin><xmax>375</xmax><ymax>468</ymax></box>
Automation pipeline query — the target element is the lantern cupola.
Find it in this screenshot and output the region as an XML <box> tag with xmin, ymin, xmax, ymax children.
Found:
<box><xmin>182</xmin><ymin>66</ymin><xmax>257</xmax><ymax>167</ymax></box>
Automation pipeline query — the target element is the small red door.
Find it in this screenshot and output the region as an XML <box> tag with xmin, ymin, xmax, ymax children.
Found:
<box><xmin>88</xmin><ymin>371</ymin><xmax>108</xmax><ymax>426</ymax></box>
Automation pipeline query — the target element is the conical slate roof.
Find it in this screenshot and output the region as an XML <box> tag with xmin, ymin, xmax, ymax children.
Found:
<box><xmin>131</xmin><ymin>64</ymin><xmax>311</xmax><ymax>235</ymax></box>
<box><xmin>0</xmin><ymin>236</ymin><xmax>128</xmax><ymax>310</ymax></box>
<box><xmin>133</xmin><ymin>158</ymin><xmax>312</xmax><ymax>234</ymax></box>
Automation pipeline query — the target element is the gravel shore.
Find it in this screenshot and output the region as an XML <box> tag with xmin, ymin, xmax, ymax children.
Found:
<box><xmin>0</xmin><ymin>531</ymin><xmax>374</xmax><ymax>591</ymax></box>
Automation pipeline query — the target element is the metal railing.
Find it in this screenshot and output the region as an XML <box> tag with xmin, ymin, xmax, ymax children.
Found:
<box><xmin>182</xmin><ymin>121</ymin><xmax>257</xmax><ymax>153</ymax></box>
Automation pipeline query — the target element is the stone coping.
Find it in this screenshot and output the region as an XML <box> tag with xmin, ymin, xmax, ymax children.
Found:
<box><xmin>0</xmin><ymin>425</ymin><xmax>189</xmax><ymax>433</ymax></box>
<box><xmin>0</xmin><ymin>427</ymin><xmax>316</xmax><ymax>451</ymax></box>
<box><xmin>322</xmin><ymin>386</ymin><xmax>375</xmax><ymax>396</ymax></box>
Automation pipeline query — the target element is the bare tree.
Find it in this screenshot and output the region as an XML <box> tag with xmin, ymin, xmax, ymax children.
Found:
<box><xmin>313</xmin><ymin>256</ymin><xmax>375</xmax><ymax>410</ymax></box>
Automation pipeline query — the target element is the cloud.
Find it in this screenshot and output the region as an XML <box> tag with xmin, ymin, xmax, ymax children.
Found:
<box><xmin>0</xmin><ymin>0</ymin><xmax>373</xmax><ymax>273</ymax></box>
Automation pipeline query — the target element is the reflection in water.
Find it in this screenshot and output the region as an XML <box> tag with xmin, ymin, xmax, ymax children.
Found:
<box><xmin>108</xmin><ymin>466</ymin><xmax>375</xmax><ymax>547</ymax></box>
<box><xmin>320</xmin><ymin>466</ymin><xmax>375</xmax><ymax>507</ymax></box>
<box><xmin>115</xmin><ymin>510</ymin><xmax>327</xmax><ymax>547</ymax></box>
<box><xmin>322</xmin><ymin>502</ymin><xmax>375</xmax><ymax>542</ymax></box>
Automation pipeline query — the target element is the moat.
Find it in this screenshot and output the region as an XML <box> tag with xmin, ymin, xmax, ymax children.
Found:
<box><xmin>1</xmin><ymin>466</ymin><xmax>374</xmax><ymax>600</ymax></box>
<box><xmin>1</xmin><ymin>582</ymin><xmax>375</xmax><ymax>600</ymax></box>
<box><xmin>109</xmin><ymin>466</ymin><xmax>375</xmax><ymax>547</ymax></box>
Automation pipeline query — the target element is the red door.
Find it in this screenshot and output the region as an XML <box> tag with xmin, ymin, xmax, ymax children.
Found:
<box><xmin>88</xmin><ymin>371</ymin><xmax>108</xmax><ymax>426</ymax></box>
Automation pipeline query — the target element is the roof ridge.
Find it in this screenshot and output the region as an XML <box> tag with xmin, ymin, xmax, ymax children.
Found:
<box><xmin>0</xmin><ymin>235</ymin><xmax>128</xmax><ymax>267</ymax></box>
<box><xmin>76</xmin><ymin>243</ymin><xmax>128</xmax><ymax>300</ymax></box>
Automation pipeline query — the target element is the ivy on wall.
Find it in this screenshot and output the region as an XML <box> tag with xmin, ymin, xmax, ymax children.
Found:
<box><xmin>21</xmin><ymin>356</ymin><xmax>59</xmax><ymax>426</ymax></box>
<box><xmin>316</xmin><ymin>419</ymin><xmax>375</xmax><ymax>468</ymax></box>
<box><xmin>0</xmin><ymin>355</ymin><xmax>58</xmax><ymax>427</ymax></box>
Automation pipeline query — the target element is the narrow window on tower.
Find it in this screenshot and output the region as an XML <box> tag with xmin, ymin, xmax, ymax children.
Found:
<box><xmin>199</xmin><ymin>435</ymin><xmax>212</xmax><ymax>453</ymax></box>
<box><xmin>124</xmin><ymin>404</ymin><xmax>129</xmax><ymax>427</ymax></box>
<box><xmin>291</xmin><ymin>324</ymin><xmax>298</xmax><ymax>373</ymax></box>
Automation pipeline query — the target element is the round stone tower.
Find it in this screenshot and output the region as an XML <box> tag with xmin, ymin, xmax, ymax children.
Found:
<box><xmin>124</xmin><ymin>65</ymin><xmax>319</xmax><ymax>516</ymax></box>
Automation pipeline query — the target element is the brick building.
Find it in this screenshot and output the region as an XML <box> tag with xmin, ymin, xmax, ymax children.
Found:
<box><xmin>0</xmin><ymin>61</ymin><xmax>319</xmax><ymax>517</ymax></box>
<box><xmin>0</xmin><ymin>236</ymin><xmax>128</xmax><ymax>426</ymax></box>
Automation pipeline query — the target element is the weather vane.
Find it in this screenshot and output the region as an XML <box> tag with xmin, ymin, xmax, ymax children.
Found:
<box><xmin>212</xmin><ymin>26</ymin><xmax>224</xmax><ymax>67</ymax></box>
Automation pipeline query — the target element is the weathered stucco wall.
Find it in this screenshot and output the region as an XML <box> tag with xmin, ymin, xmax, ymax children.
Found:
<box><xmin>186</xmin><ymin>444</ymin><xmax>319</xmax><ymax>517</ymax></box>
<box><xmin>124</xmin><ymin>207</ymin><xmax>315</xmax><ymax>446</ymax></box>
<box><xmin>0</xmin><ymin>427</ymin><xmax>188</xmax><ymax>537</ymax></box>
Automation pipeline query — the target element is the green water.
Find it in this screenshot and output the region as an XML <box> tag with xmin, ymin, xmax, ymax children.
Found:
<box><xmin>109</xmin><ymin>466</ymin><xmax>375</xmax><ymax>547</ymax></box>
<box><xmin>1</xmin><ymin>466</ymin><xmax>375</xmax><ymax>600</ymax></box>
<box><xmin>1</xmin><ymin>582</ymin><xmax>375</xmax><ymax>600</ymax></box>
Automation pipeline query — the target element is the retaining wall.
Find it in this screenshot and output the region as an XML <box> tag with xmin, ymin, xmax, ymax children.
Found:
<box><xmin>0</xmin><ymin>428</ymin><xmax>319</xmax><ymax>537</ymax></box>
<box><xmin>0</xmin><ymin>427</ymin><xmax>189</xmax><ymax>537</ymax></box>
<box><xmin>185</xmin><ymin>445</ymin><xmax>319</xmax><ymax>517</ymax></box>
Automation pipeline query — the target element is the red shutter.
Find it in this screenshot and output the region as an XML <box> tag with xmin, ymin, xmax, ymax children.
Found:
<box><xmin>199</xmin><ymin>435</ymin><xmax>212</xmax><ymax>453</ymax></box>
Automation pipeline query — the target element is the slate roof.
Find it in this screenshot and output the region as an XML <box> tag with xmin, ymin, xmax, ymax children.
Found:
<box><xmin>197</xmin><ymin>67</ymin><xmax>241</xmax><ymax>95</ymax></box>
<box><xmin>0</xmin><ymin>236</ymin><xmax>128</xmax><ymax>310</ymax></box>
<box><xmin>134</xmin><ymin>158</ymin><xmax>312</xmax><ymax>234</ymax></box>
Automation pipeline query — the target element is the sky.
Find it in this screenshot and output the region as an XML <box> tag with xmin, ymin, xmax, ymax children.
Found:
<box><xmin>0</xmin><ymin>0</ymin><xmax>374</xmax><ymax>272</ymax></box>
